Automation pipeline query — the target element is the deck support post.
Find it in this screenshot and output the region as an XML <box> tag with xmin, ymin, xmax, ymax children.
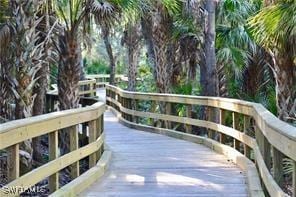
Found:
<box><xmin>273</xmin><ymin>147</ymin><xmax>283</xmax><ymax>187</ymax></box>
<box><xmin>233</xmin><ymin>112</ymin><xmax>240</xmax><ymax>151</ymax></box>
<box><xmin>293</xmin><ymin>161</ymin><xmax>296</xmax><ymax>197</ymax></box>
<box><xmin>89</xmin><ymin>120</ymin><xmax>97</xmax><ymax>167</ymax></box>
<box><xmin>96</xmin><ymin>116</ymin><xmax>103</xmax><ymax>159</ymax></box>
<box><xmin>69</xmin><ymin>125</ymin><xmax>79</xmax><ymax>179</ymax></box>
<box><xmin>49</xmin><ymin>130</ymin><xmax>59</xmax><ymax>193</ymax></box>
<box><xmin>207</xmin><ymin>107</ymin><xmax>216</xmax><ymax>139</ymax></box>
<box><xmin>219</xmin><ymin>109</ymin><xmax>226</xmax><ymax>144</ymax></box>
<box><xmin>7</xmin><ymin>144</ymin><xmax>19</xmax><ymax>182</ymax></box>
<box><xmin>243</xmin><ymin>116</ymin><xmax>251</xmax><ymax>159</ymax></box>
<box><xmin>185</xmin><ymin>105</ymin><xmax>192</xmax><ymax>134</ymax></box>
<box><xmin>255</xmin><ymin>125</ymin><xmax>271</xmax><ymax>171</ymax></box>
<box><xmin>165</xmin><ymin>102</ymin><xmax>172</xmax><ymax>129</ymax></box>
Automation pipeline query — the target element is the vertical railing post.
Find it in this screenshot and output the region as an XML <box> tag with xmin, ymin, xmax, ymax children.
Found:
<box><xmin>150</xmin><ymin>100</ymin><xmax>156</xmax><ymax>127</ymax></box>
<box><xmin>243</xmin><ymin>115</ymin><xmax>251</xmax><ymax>159</ymax></box>
<box><xmin>165</xmin><ymin>102</ymin><xmax>172</xmax><ymax>129</ymax></box>
<box><xmin>89</xmin><ymin>81</ymin><xmax>94</xmax><ymax>97</ymax></box>
<box><xmin>132</xmin><ymin>99</ymin><xmax>139</xmax><ymax>123</ymax></box>
<box><xmin>255</xmin><ymin>125</ymin><xmax>271</xmax><ymax>170</ymax></box>
<box><xmin>127</xmin><ymin>98</ymin><xmax>132</xmax><ymax>122</ymax></box>
<box><xmin>49</xmin><ymin>130</ymin><xmax>59</xmax><ymax>193</ymax></box>
<box><xmin>89</xmin><ymin>120</ymin><xmax>97</xmax><ymax>167</ymax></box>
<box><xmin>273</xmin><ymin>147</ymin><xmax>283</xmax><ymax>187</ymax></box>
<box><xmin>293</xmin><ymin>161</ymin><xmax>296</xmax><ymax>197</ymax></box>
<box><xmin>96</xmin><ymin>115</ymin><xmax>103</xmax><ymax>159</ymax></box>
<box><xmin>185</xmin><ymin>105</ymin><xmax>192</xmax><ymax>134</ymax></box>
<box><xmin>233</xmin><ymin>112</ymin><xmax>240</xmax><ymax>151</ymax></box>
<box><xmin>207</xmin><ymin>106</ymin><xmax>218</xmax><ymax>139</ymax></box>
<box><xmin>219</xmin><ymin>109</ymin><xmax>226</xmax><ymax>144</ymax></box>
<box><xmin>7</xmin><ymin>144</ymin><xmax>19</xmax><ymax>182</ymax></box>
<box><xmin>69</xmin><ymin>125</ymin><xmax>79</xmax><ymax>179</ymax></box>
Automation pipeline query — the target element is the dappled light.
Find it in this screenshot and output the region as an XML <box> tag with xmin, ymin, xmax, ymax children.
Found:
<box><xmin>0</xmin><ymin>0</ymin><xmax>295</xmax><ymax>196</ymax></box>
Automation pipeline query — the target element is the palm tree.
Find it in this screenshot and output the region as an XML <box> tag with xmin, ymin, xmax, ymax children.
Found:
<box><xmin>202</xmin><ymin>0</ymin><xmax>218</xmax><ymax>97</ymax></box>
<box><xmin>249</xmin><ymin>0</ymin><xmax>296</xmax><ymax>122</ymax></box>
<box><xmin>0</xmin><ymin>0</ymin><xmax>13</xmax><ymax>121</ymax></box>
<box><xmin>0</xmin><ymin>0</ymin><xmax>50</xmax><ymax>172</ymax></box>
<box><xmin>51</xmin><ymin>0</ymin><xmax>119</xmax><ymax>110</ymax></box>
<box><xmin>122</xmin><ymin>23</ymin><xmax>142</xmax><ymax>91</ymax></box>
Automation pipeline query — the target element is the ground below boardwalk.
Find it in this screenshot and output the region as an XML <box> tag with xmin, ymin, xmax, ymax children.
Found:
<box><xmin>81</xmin><ymin>111</ymin><xmax>248</xmax><ymax>197</ymax></box>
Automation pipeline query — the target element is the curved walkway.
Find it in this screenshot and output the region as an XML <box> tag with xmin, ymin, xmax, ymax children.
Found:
<box><xmin>81</xmin><ymin>88</ymin><xmax>248</xmax><ymax>196</ymax></box>
<box><xmin>81</xmin><ymin>114</ymin><xmax>248</xmax><ymax>196</ymax></box>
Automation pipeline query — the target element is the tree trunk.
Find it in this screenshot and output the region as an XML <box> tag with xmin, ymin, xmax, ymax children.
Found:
<box><xmin>32</xmin><ymin>63</ymin><xmax>49</xmax><ymax>162</ymax></box>
<box><xmin>0</xmin><ymin>61</ymin><xmax>14</xmax><ymax>121</ymax></box>
<box><xmin>127</xmin><ymin>47</ymin><xmax>138</xmax><ymax>92</ymax></box>
<box><xmin>152</xmin><ymin>4</ymin><xmax>175</xmax><ymax>94</ymax></box>
<box><xmin>122</xmin><ymin>24</ymin><xmax>141</xmax><ymax>92</ymax></box>
<box><xmin>101</xmin><ymin>26</ymin><xmax>116</xmax><ymax>85</ymax></box>
<box><xmin>199</xmin><ymin>1</ymin><xmax>219</xmax><ymax>135</ymax></box>
<box><xmin>202</xmin><ymin>0</ymin><xmax>218</xmax><ymax>97</ymax></box>
<box><xmin>58</xmin><ymin>30</ymin><xmax>81</xmax><ymax>154</ymax></box>
<box><xmin>58</xmin><ymin>31</ymin><xmax>81</xmax><ymax>110</ymax></box>
<box><xmin>141</xmin><ymin>16</ymin><xmax>157</xmax><ymax>79</ymax></box>
<box><xmin>274</xmin><ymin>55</ymin><xmax>296</xmax><ymax>122</ymax></box>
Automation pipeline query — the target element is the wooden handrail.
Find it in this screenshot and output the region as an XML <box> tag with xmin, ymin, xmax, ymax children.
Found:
<box><xmin>0</xmin><ymin>96</ymin><xmax>105</xmax><ymax>196</ymax></box>
<box><xmin>106</xmin><ymin>84</ymin><xmax>296</xmax><ymax>197</ymax></box>
<box><xmin>86</xmin><ymin>74</ymin><xmax>141</xmax><ymax>87</ymax></box>
<box><xmin>48</xmin><ymin>78</ymin><xmax>97</xmax><ymax>97</ymax></box>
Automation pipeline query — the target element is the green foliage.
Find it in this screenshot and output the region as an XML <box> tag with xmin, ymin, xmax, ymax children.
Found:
<box><xmin>49</xmin><ymin>64</ymin><xmax>58</xmax><ymax>85</ymax></box>
<box><xmin>86</xmin><ymin>59</ymin><xmax>110</xmax><ymax>74</ymax></box>
<box><xmin>136</xmin><ymin>63</ymin><xmax>157</xmax><ymax>93</ymax></box>
<box><xmin>248</xmin><ymin>0</ymin><xmax>296</xmax><ymax>53</ymax></box>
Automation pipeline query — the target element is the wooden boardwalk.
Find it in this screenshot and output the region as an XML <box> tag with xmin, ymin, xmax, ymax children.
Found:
<box><xmin>81</xmin><ymin>91</ymin><xmax>249</xmax><ymax>197</ymax></box>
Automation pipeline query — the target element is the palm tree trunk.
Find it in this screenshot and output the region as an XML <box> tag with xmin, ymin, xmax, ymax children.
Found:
<box><xmin>101</xmin><ymin>26</ymin><xmax>116</xmax><ymax>85</ymax></box>
<box><xmin>127</xmin><ymin>47</ymin><xmax>138</xmax><ymax>92</ymax></box>
<box><xmin>32</xmin><ymin>63</ymin><xmax>49</xmax><ymax>162</ymax></box>
<box><xmin>123</xmin><ymin>24</ymin><xmax>141</xmax><ymax>92</ymax></box>
<box><xmin>58</xmin><ymin>30</ymin><xmax>81</xmax><ymax>154</ymax></box>
<box><xmin>58</xmin><ymin>31</ymin><xmax>81</xmax><ymax>110</ymax></box>
<box><xmin>141</xmin><ymin>16</ymin><xmax>156</xmax><ymax>79</ymax></box>
<box><xmin>203</xmin><ymin>0</ymin><xmax>218</xmax><ymax>97</ymax></box>
<box><xmin>152</xmin><ymin>5</ymin><xmax>174</xmax><ymax>94</ymax></box>
<box><xmin>0</xmin><ymin>61</ymin><xmax>14</xmax><ymax>121</ymax></box>
<box><xmin>274</xmin><ymin>55</ymin><xmax>296</xmax><ymax>122</ymax></box>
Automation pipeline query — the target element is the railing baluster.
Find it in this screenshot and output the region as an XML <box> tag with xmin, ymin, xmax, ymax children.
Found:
<box><xmin>273</xmin><ymin>147</ymin><xmax>283</xmax><ymax>187</ymax></box>
<box><xmin>255</xmin><ymin>125</ymin><xmax>271</xmax><ymax>170</ymax></box>
<box><xmin>207</xmin><ymin>107</ymin><xmax>215</xmax><ymax>139</ymax></box>
<box><xmin>96</xmin><ymin>116</ymin><xmax>103</xmax><ymax>159</ymax></box>
<box><xmin>219</xmin><ymin>109</ymin><xmax>226</xmax><ymax>144</ymax></box>
<box><xmin>165</xmin><ymin>102</ymin><xmax>172</xmax><ymax>129</ymax></box>
<box><xmin>7</xmin><ymin>144</ymin><xmax>19</xmax><ymax>182</ymax></box>
<box><xmin>150</xmin><ymin>100</ymin><xmax>156</xmax><ymax>127</ymax></box>
<box><xmin>185</xmin><ymin>105</ymin><xmax>192</xmax><ymax>134</ymax></box>
<box><xmin>69</xmin><ymin>125</ymin><xmax>79</xmax><ymax>179</ymax></box>
<box><xmin>233</xmin><ymin>112</ymin><xmax>240</xmax><ymax>151</ymax></box>
<box><xmin>127</xmin><ymin>98</ymin><xmax>132</xmax><ymax>122</ymax></box>
<box><xmin>89</xmin><ymin>120</ymin><xmax>97</xmax><ymax>167</ymax></box>
<box><xmin>293</xmin><ymin>161</ymin><xmax>296</xmax><ymax>197</ymax></box>
<box><xmin>49</xmin><ymin>130</ymin><xmax>59</xmax><ymax>193</ymax></box>
<box><xmin>243</xmin><ymin>116</ymin><xmax>251</xmax><ymax>159</ymax></box>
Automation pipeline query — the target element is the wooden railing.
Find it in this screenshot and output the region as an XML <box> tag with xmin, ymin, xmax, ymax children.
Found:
<box><xmin>87</xmin><ymin>74</ymin><xmax>126</xmax><ymax>88</ymax></box>
<box><xmin>0</xmin><ymin>96</ymin><xmax>105</xmax><ymax>196</ymax></box>
<box><xmin>106</xmin><ymin>84</ymin><xmax>296</xmax><ymax>197</ymax></box>
<box><xmin>48</xmin><ymin>78</ymin><xmax>97</xmax><ymax>97</ymax></box>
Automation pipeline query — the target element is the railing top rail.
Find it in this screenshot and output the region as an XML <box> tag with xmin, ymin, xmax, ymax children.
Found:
<box><xmin>0</xmin><ymin>101</ymin><xmax>105</xmax><ymax>150</ymax></box>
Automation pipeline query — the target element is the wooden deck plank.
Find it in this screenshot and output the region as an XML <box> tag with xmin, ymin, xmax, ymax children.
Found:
<box><xmin>81</xmin><ymin>109</ymin><xmax>248</xmax><ymax>196</ymax></box>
